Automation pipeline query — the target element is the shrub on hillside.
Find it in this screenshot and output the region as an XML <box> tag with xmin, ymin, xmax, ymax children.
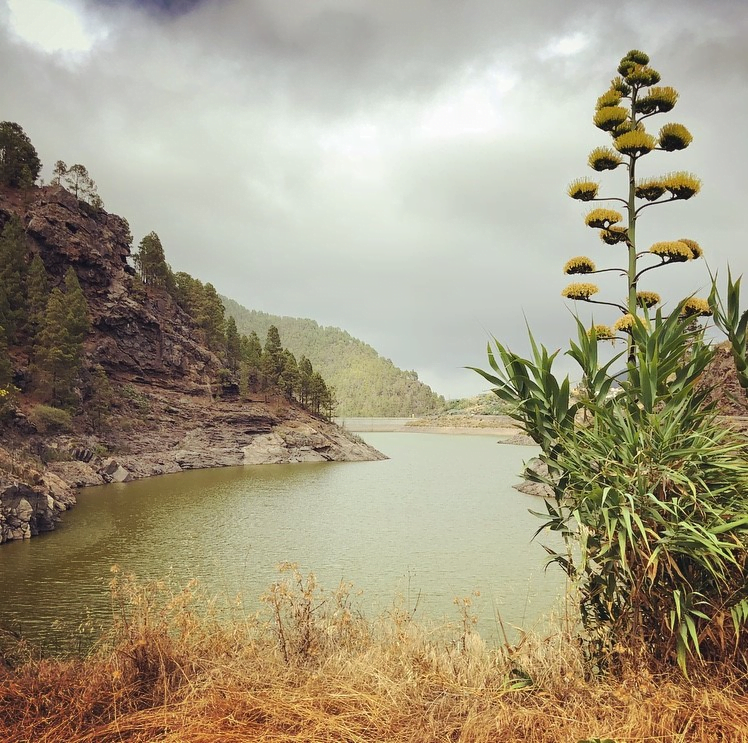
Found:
<box><xmin>28</xmin><ymin>404</ymin><xmax>73</xmax><ymax>433</ymax></box>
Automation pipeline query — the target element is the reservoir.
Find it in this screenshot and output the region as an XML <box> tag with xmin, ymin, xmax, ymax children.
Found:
<box><xmin>0</xmin><ymin>432</ymin><xmax>565</xmax><ymax>648</ymax></box>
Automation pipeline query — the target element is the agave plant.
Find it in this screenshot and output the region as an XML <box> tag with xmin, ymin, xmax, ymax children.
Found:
<box><xmin>475</xmin><ymin>51</ymin><xmax>748</xmax><ymax>675</ymax></box>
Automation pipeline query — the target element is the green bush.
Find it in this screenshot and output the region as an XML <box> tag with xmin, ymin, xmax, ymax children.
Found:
<box><xmin>474</xmin><ymin>311</ymin><xmax>748</xmax><ymax>674</ymax></box>
<box><xmin>28</xmin><ymin>404</ymin><xmax>73</xmax><ymax>433</ymax></box>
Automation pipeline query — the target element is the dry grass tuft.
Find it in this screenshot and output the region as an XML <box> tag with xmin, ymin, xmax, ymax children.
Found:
<box><xmin>1</xmin><ymin>569</ymin><xmax>747</xmax><ymax>742</ymax></box>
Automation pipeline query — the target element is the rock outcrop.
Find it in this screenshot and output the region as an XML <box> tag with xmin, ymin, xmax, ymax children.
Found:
<box><xmin>0</xmin><ymin>465</ymin><xmax>75</xmax><ymax>543</ymax></box>
<box><xmin>0</xmin><ymin>185</ymin><xmax>386</xmax><ymax>544</ymax></box>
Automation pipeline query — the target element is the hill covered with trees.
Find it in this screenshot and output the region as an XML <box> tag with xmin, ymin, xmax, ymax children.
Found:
<box><xmin>222</xmin><ymin>298</ymin><xmax>446</xmax><ymax>417</ymax></box>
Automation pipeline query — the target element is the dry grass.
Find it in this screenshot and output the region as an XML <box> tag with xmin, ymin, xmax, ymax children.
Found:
<box><xmin>1</xmin><ymin>567</ymin><xmax>747</xmax><ymax>743</ymax></box>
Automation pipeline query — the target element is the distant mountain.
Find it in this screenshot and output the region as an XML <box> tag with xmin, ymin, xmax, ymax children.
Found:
<box><xmin>222</xmin><ymin>297</ymin><xmax>446</xmax><ymax>417</ymax></box>
<box><xmin>441</xmin><ymin>393</ymin><xmax>514</xmax><ymax>416</ymax></box>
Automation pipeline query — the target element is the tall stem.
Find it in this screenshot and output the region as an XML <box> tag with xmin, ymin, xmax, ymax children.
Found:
<box><xmin>627</xmin><ymin>86</ymin><xmax>639</xmax><ymax>316</ymax></box>
<box><xmin>626</xmin><ymin>87</ymin><xmax>640</xmax><ymax>366</ymax></box>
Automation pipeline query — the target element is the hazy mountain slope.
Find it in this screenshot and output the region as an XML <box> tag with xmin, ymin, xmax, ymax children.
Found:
<box><xmin>222</xmin><ymin>297</ymin><xmax>445</xmax><ymax>417</ymax></box>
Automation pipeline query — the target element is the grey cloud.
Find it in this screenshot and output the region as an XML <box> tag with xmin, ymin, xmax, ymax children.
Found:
<box><xmin>89</xmin><ymin>0</ymin><xmax>210</xmax><ymax>17</ymax></box>
<box><xmin>2</xmin><ymin>0</ymin><xmax>747</xmax><ymax>399</ymax></box>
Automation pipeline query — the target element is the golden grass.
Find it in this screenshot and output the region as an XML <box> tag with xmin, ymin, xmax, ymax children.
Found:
<box><xmin>1</xmin><ymin>568</ymin><xmax>747</xmax><ymax>742</ymax></box>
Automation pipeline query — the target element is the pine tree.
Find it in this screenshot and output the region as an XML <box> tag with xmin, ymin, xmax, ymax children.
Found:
<box><xmin>26</xmin><ymin>254</ymin><xmax>50</xmax><ymax>343</ymax></box>
<box><xmin>62</xmin><ymin>163</ymin><xmax>97</xmax><ymax>203</ymax></box>
<box><xmin>134</xmin><ymin>232</ymin><xmax>170</xmax><ymax>288</ymax></box>
<box><xmin>88</xmin><ymin>364</ymin><xmax>113</xmax><ymax>431</ymax></box>
<box><xmin>309</xmin><ymin>372</ymin><xmax>328</xmax><ymax>415</ymax></box>
<box><xmin>239</xmin><ymin>330</ymin><xmax>263</xmax><ymax>396</ymax></box>
<box><xmin>64</xmin><ymin>267</ymin><xmax>90</xmax><ymax>354</ymax></box>
<box><xmin>0</xmin><ymin>215</ymin><xmax>29</xmax><ymax>343</ymax></box>
<box><xmin>0</xmin><ymin>122</ymin><xmax>41</xmax><ymax>188</ymax></box>
<box><xmin>298</xmin><ymin>355</ymin><xmax>313</xmax><ymax>407</ymax></box>
<box><xmin>51</xmin><ymin>160</ymin><xmax>67</xmax><ymax>186</ymax></box>
<box><xmin>34</xmin><ymin>270</ymin><xmax>89</xmax><ymax>405</ymax></box>
<box><xmin>35</xmin><ymin>287</ymin><xmax>75</xmax><ymax>404</ymax></box>
<box><xmin>197</xmin><ymin>283</ymin><xmax>226</xmax><ymax>351</ymax></box>
<box><xmin>173</xmin><ymin>271</ymin><xmax>201</xmax><ymax>315</ymax></box>
<box><xmin>260</xmin><ymin>325</ymin><xmax>284</xmax><ymax>389</ymax></box>
<box><xmin>225</xmin><ymin>316</ymin><xmax>241</xmax><ymax>372</ymax></box>
<box><xmin>279</xmin><ymin>349</ymin><xmax>299</xmax><ymax>399</ymax></box>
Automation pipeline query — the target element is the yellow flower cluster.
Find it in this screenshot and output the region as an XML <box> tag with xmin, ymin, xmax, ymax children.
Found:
<box><xmin>563</xmin><ymin>256</ymin><xmax>596</xmax><ymax>275</ymax></box>
<box><xmin>588</xmin><ymin>146</ymin><xmax>622</xmax><ymax>171</ymax></box>
<box><xmin>567</xmin><ymin>178</ymin><xmax>599</xmax><ymax>201</ymax></box>
<box><xmin>562</xmin><ymin>282</ymin><xmax>599</xmax><ymax>301</ymax></box>
<box><xmin>679</xmin><ymin>238</ymin><xmax>703</xmax><ymax>259</ymax></box>
<box><xmin>585</xmin><ymin>208</ymin><xmax>623</xmax><ymax>229</ymax></box>
<box><xmin>613</xmin><ymin>314</ymin><xmax>635</xmax><ymax>332</ymax></box>
<box><xmin>635</xmin><ymin>178</ymin><xmax>666</xmax><ymax>202</ymax></box>
<box><xmin>680</xmin><ymin>297</ymin><xmax>712</xmax><ymax>318</ymax></box>
<box><xmin>649</xmin><ymin>241</ymin><xmax>694</xmax><ymax>262</ymax></box>
<box><xmin>600</xmin><ymin>226</ymin><xmax>628</xmax><ymax>244</ymax></box>
<box><xmin>594</xmin><ymin>106</ymin><xmax>629</xmax><ymax>132</ymax></box>
<box><xmin>614</xmin><ymin>130</ymin><xmax>657</xmax><ymax>156</ymax></box>
<box><xmin>617</xmin><ymin>52</ymin><xmax>661</xmax><ymax>87</ymax></box>
<box><xmin>635</xmin><ymin>86</ymin><xmax>678</xmax><ymax>115</ymax></box>
<box><xmin>661</xmin><ymin>171</ymin><xmax>701</xmax><ymax>199</ymax></box>
<box><xmin>658</xmin><ymin>123</ymin><xmax>692</xmax><ymax>151</ymax></box>
<box><xmin>636</xmin><ymin>291</ymin><xmax>661</xmax><ymax>308</ymax></box>
<box><xmin>620</xmin><ymin>49</ymin><xmax>649</xmax><ymax>68</ymax></box>
<box><xmin>625</xmin><ymin>65</ymin><xmax>661</xmax><ymax>87</ymax></box>
<box><xmin>588</xmin><ymin>324</ymin><xmax>615</xmax><ymax>341</ymax></box>
<box><xmin>610</xmin><ymin>75</ymin><xmax>631</xmax><ymax>96</ymax></box>
<box><xmin>595</xmin><ymin>89</ymin><xmax>622</xmax><ymax>111</ymax></box>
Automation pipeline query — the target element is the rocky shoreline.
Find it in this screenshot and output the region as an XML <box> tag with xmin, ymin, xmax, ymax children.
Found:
<box><xmin>0</xmin><ymin>389</ymin><xmax>385</xmax><ymax>544</ymax></box>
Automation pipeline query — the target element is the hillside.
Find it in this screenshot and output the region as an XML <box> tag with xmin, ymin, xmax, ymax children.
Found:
<box><xmin>222</xmin><ymin>298</ymin><xmax>446</xmax><ymax>417</ymax></box>
<box><xmin>0</xmin><ymin>180</ymin><xmax>383</xmax><ymax>544</ymax></box>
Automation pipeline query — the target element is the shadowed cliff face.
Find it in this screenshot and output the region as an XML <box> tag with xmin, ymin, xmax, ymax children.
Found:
<box><xmin>0</xmin><ymin>184</ymin><xmax>219</xmax><ymax>390</ymax></box>
<box><xmin>0</xmin><ymin>185</ymin><xmax>385</xmax><ymax>544</ymax></box>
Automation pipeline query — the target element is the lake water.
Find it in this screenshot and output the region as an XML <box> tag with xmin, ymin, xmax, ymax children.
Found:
<box><xmin>0</xmin><ymin>432</ymin><xmax>566</xmax><ymax>648</ymax></box>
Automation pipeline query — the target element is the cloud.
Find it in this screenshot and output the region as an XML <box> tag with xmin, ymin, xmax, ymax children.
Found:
<box><xmin>89</xmin><ymin>0</ymin><xmax>207</xmax><ymax>16</ymax></box>
<box><xmin>7</xmin><ymin>0</ymin><xmax>107</xmax><ymax>55</ymax></box>
<box><xmin>2</xmin><ymin>0</ymin><xmax>747</xmax><ymax>399</ymax></box>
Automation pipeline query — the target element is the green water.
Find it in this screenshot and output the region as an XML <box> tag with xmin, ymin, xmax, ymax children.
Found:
<box><xmin>0</xmin><ymin>433</ymin><xmax>565</xmax><ymax>647</ymax></box>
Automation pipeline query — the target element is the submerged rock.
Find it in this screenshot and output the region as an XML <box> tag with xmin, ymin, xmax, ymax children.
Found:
<box><xmin>513</xmin><ymin>457</ymin><xmax>555</xmax><ymax>498</ymax></box>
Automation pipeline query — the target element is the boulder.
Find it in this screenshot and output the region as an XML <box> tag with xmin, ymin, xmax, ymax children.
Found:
<box><xmin>513</xmin><ymin>457</ymin><xmax>555</xmax><ymax>498</ymax></box>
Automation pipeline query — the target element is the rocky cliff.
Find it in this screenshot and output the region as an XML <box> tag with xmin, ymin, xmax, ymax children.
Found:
<box><xmin>0</xmin><ymin>185</ymin><xmax>385</xmax><ymax>544</ymax></box>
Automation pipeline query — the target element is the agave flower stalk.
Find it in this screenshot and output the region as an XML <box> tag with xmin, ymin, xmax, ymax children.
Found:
<box><xmin>565</xmin><ymin>50</ymin><xmax>709</xmax><ymax>329</ymax></box>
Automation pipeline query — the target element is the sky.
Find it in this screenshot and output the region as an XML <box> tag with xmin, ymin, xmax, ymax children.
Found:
<box><xmin>1</xmin><ymin>0</ymin><xmax>747</xmax><ymax>399</ymax></box>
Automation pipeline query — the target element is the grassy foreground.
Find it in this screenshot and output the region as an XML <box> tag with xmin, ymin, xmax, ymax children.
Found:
<box><xmin>1</xmin><ymin>568</ymin><xmax>747</xmax><ymax>742</ymax></box>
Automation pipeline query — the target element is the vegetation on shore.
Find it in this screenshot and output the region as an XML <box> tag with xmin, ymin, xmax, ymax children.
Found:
<box><xmin>1</xmin><ymin>569</ymin><xmax>747</xmax><ymax>742</ymax></box>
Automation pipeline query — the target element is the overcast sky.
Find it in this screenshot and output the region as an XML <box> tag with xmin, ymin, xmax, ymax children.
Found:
<box><xmin>2</xmin><ymin>0</ymin><xmax>747</xmax><ymax>399</ymax></box>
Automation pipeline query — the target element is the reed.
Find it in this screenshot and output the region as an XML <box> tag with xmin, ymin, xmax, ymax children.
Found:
<box><xmin>1</xmin><ymin>569</ymin><xmax>747</xmax><ymax>742</ymax></box>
